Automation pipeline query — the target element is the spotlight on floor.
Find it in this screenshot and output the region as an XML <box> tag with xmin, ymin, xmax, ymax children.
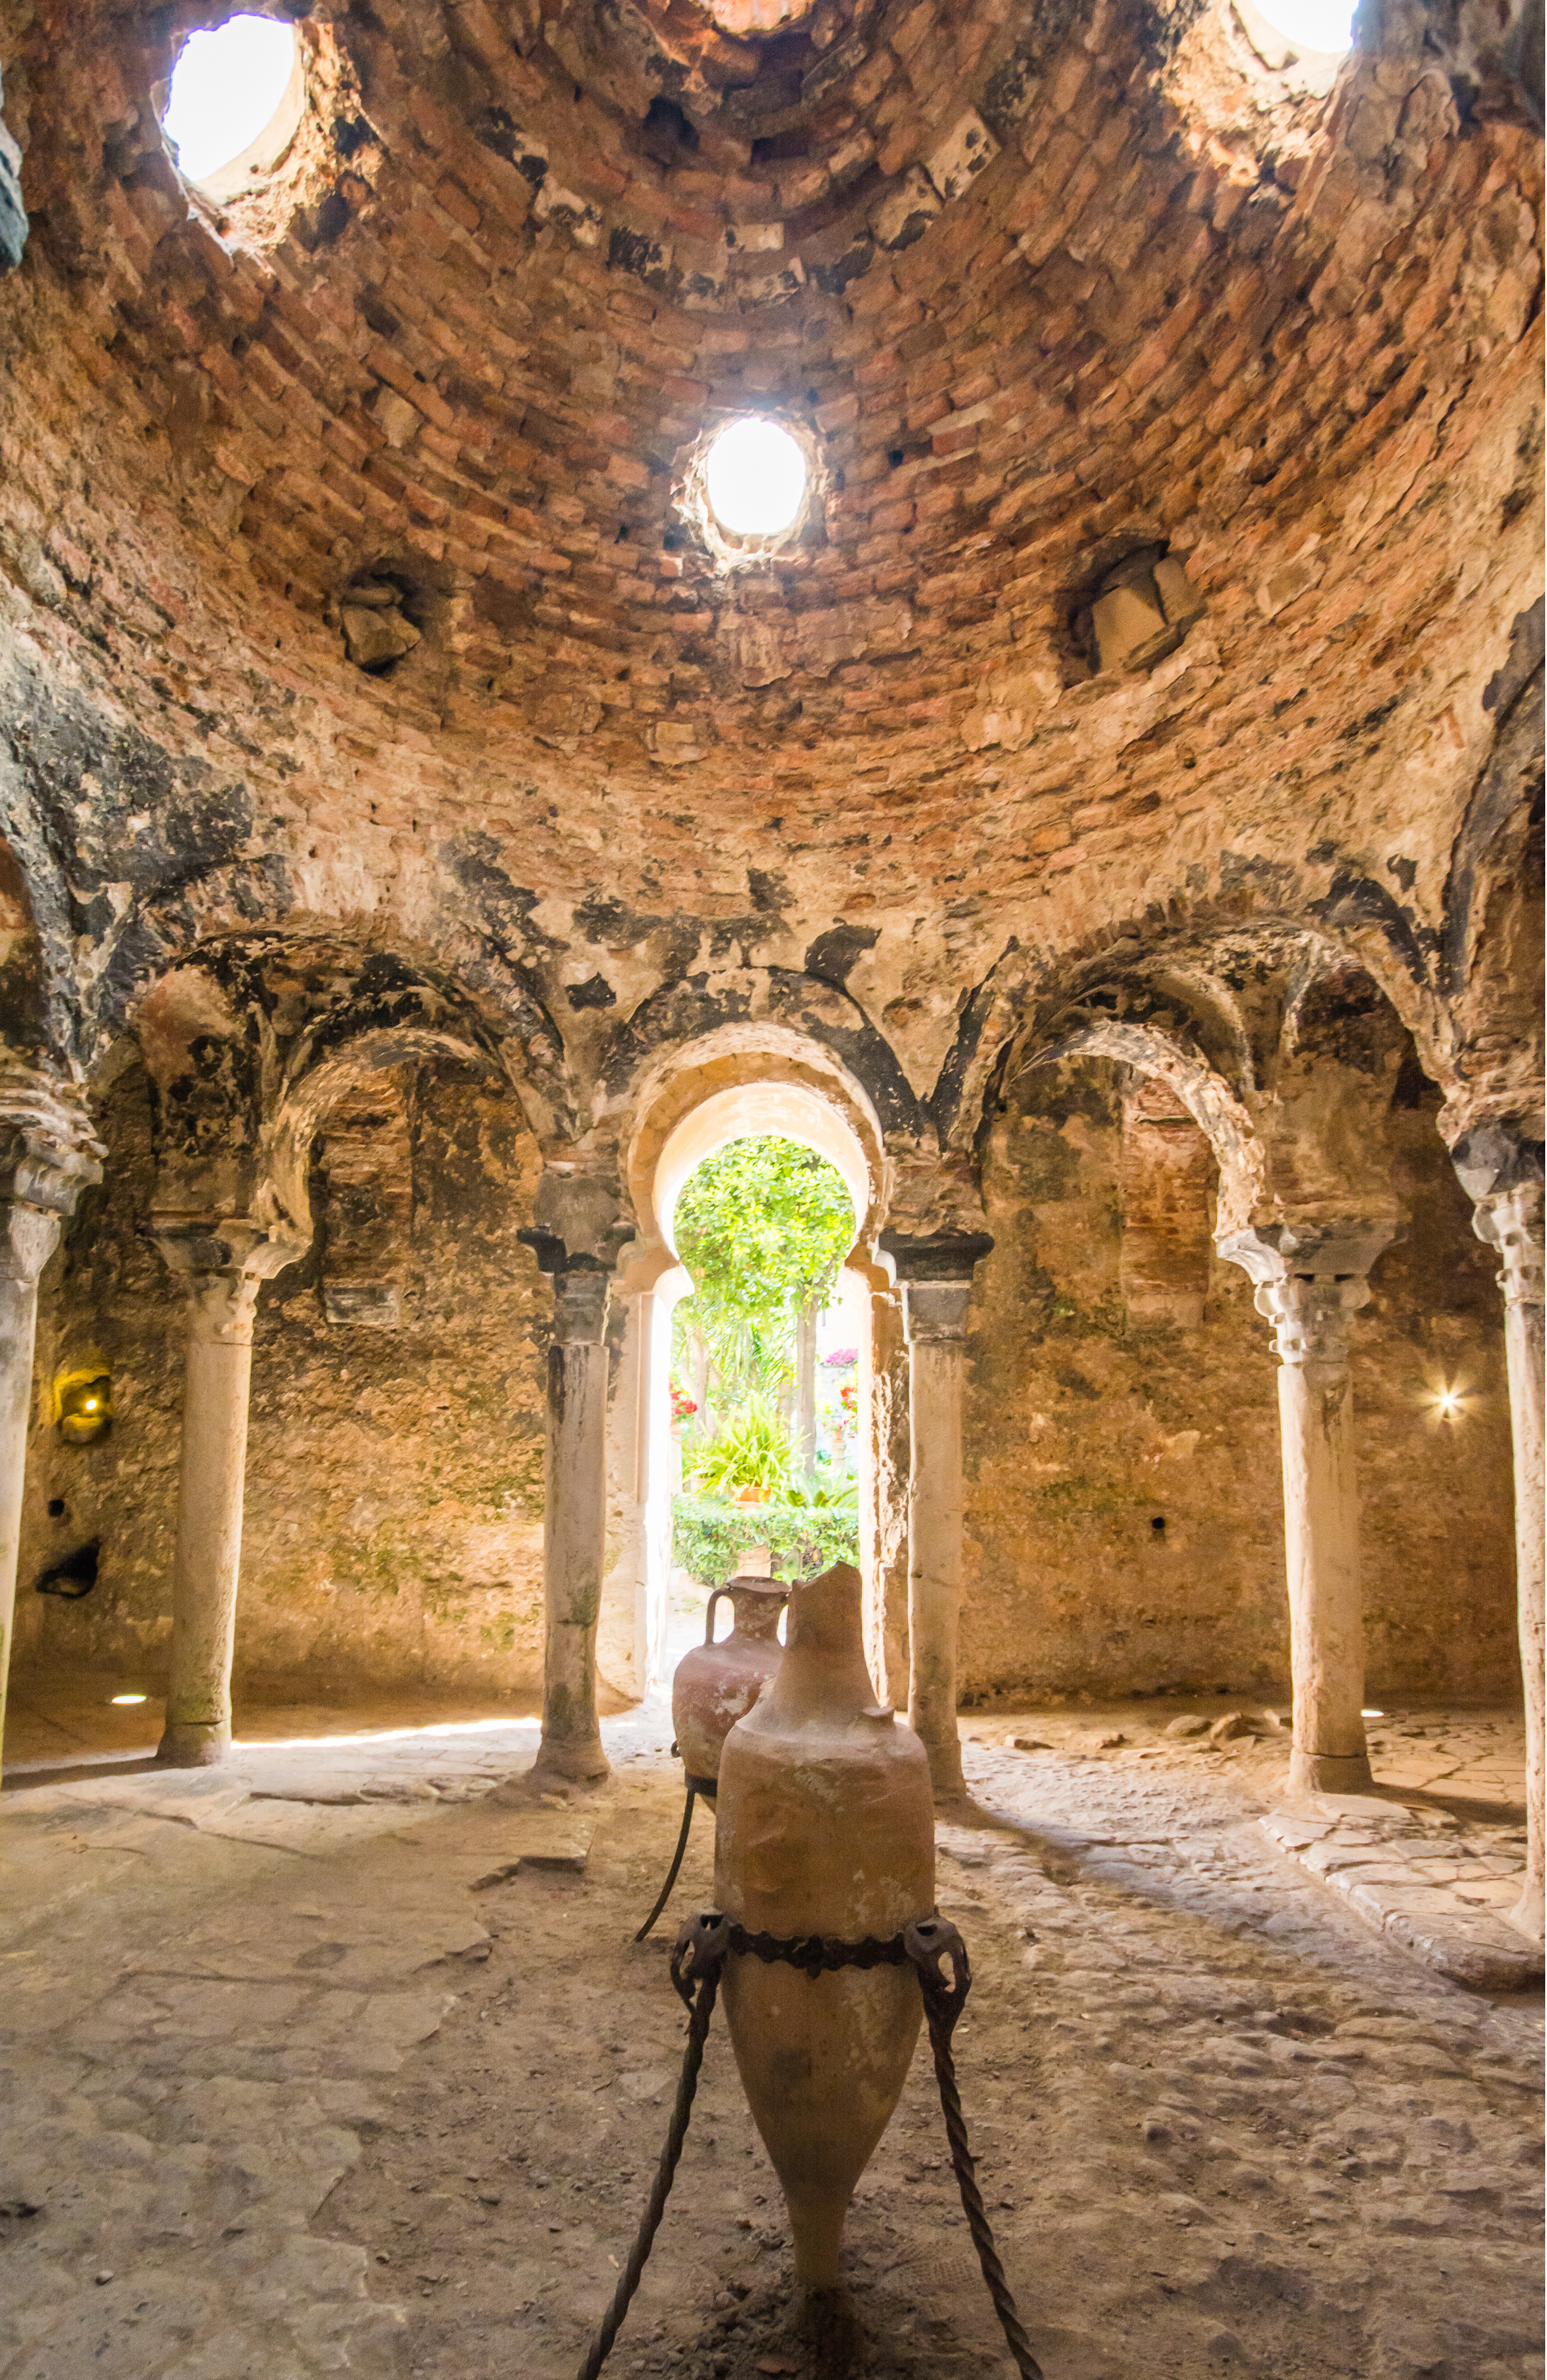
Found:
<box><xmin>1361</xmin><ymin>1708</ymin><xmax>1384</xmax><ymax>1718</ymax></box>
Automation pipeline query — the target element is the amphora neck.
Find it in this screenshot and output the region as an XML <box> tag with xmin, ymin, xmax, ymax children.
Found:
<box><xmin>760</xmin><ymin>1561</ymin><xmax>879</xmax><ymax>1726</ymax></box>
<box><xmin>710</xmin><ymin>1578</ymin><xmax>788</xmax><ymax>1644</ymax></box>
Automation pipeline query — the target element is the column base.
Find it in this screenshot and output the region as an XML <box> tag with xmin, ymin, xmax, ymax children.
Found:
<box><xmin>1508</xmin><ymin>1874</ymin><xmax>1545</xmax><ymax>1946</ymax></box>
<box><xmin>532</xmin><ymin>1733</ymin><xmax>610</xmax><ymax>1786</ymax></box>
<box><xmin>916</xmin><ymin>1728</ymin><xmax>966</xmax><ymax>1803</ymax></box>
<box><xmin>156</xmin><ymin>1719</ymin><xmax>231</xmax><ymax>1767</ymax></box>
<box><xmin>1288</xmin><ymin>1746</ymin><xmax>1373</xmax><ymax>1796</ymax></box>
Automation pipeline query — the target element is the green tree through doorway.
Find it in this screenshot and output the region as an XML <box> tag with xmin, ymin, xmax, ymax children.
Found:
<box><xmin>671</xmin><ymin>1135</ymin><xmax>859</xmax><ymax>1583</ymax></box>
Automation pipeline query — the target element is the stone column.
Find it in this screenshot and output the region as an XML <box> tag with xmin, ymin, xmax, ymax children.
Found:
<box><xmin>0</xmin><ymin>1070</ymin><xmax>102</xmax><ymax>1772</ymax></box>
<box><xmin>152</xmin><ymin>1217</ymin><xmax>306</xmax><ymax>1767</ymax></box>
<box><xmin>540</xmin><ymin>1264</ymin><xmax>612</xmax><ymax>1781</ymax></box>
<box><xmin>885</xmin><ymin>1231</ymin><xmax>993</xmax><ymax>1802</ymax></box>
<box><xmin>1455</xmin><ymin>1134</ymin><xmax>1545</xmax><ymax>1941</ymax></box>
<box><xmin>860</xmin><ymin>1286</ymin><xmax>910</xmax><ymax>1711</ymax></box>
<box><xmin>794</xmin><ymin>1301</ymin><xmax>818</xmax><ymax>1485</ymax></box>
<box><xmin>1219</xmin><ymin>1223</ymin><xmax>1396</xmax><ymax>1796</ymax></box>
<box><xmin>521</xmin><ymin>1211</ymin><xmax>634</xmax><ymax>1784</ymax></box>
<box><xmin>600</xmin><ymin>1288</ymin><xmax>650</xmax><ymax>1702</ymax></box>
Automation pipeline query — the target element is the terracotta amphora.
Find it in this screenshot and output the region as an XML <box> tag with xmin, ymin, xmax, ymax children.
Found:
<box><xmin>672</xmin><ymin>1577</ymin><xmax>787</xmax><ymax>1786</ymax></box>
<box><xmin>715</xmin><ymin>1560</ymin><xmax>934</xmax><ymax>2290</ymax></box>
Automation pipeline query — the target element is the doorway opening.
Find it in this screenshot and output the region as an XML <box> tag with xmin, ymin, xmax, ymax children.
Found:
<box><xmin>629</xmin><ymin>1076</ymin><xmax>875</xmax><ymax>1688</ymax></box>
<box><xmin>665</xmin><ymin>1132</ymin><xmax>859</xmax><ymax>1671</ymax></box>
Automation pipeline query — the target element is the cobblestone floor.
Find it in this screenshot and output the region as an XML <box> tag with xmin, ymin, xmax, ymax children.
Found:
<box><xmin>0</xmin><ymin>1693</ymin><xmax>1540</xmax><ymax>2380</ymax></box>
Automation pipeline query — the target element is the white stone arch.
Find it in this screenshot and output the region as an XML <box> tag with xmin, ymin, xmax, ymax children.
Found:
<box><xmin>603</xmin><ymin>1030</ymin><xmax>890</xmax><ymax>1689</ymax></box>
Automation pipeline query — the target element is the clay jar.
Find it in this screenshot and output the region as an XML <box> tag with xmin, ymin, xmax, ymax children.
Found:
<box><xmin>672</xmin><ymin>1577</ymin><xmax>787</xmax><ymax>1786</ymax></box>
<box><xmin>715</xmin><ymin>1560</ymin><xmax>934</xmax><ymax>2291</ymax></box>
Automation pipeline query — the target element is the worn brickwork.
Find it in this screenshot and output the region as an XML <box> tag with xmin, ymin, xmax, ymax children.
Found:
<box><xmin>962</xmin><ymin>1056</ymin><xmax>1517</xmax><ymax>1705</ymax></box>
<box><xmin>15</xmin><ymin>1057</ymin><xmax>554</xmax><ymax>1702</ymax></box>
<box><xmin>0</xmin><ymin>0</ymin><xmax>1539</xmax><ymax>1106</ymax></box>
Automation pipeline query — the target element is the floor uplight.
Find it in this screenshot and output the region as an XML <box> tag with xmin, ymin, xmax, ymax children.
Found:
<box><xmin>111</xmin><ymin>1692</ymin><xmax>148</xmax><ymax>1705</ymax></box>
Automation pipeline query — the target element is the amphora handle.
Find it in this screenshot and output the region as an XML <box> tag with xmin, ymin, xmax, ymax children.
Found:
<box><xmin>705</xmin><ymin>1577</ymin><xmax>789</xmax><ymax>1645</ymax></box>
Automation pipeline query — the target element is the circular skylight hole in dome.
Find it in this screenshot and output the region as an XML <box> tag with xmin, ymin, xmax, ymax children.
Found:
<box><xmin>1250</xmin><ymin>0</ymin><xmax>1353</xmax><ymax>50</ymax></box>
<box><xmin>162</xmin><ymin>14</ymin><xmax>300</xmax><ymax>187</ymax></box>
<box><xmin>705</xmin><ymin>419</ymin><xmax>807</xmax><ymax>538</ymax></box>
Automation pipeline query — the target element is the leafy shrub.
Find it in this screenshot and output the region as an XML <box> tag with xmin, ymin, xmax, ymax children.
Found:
<box><xmin>671</xmin><ymin>1493</ymin><xmax>860</xmax><ymax>1587</ymax></box>
<box><xmin>682</xmin><ymin>1397</ymin><xmax>792</xmax><ymax>1496</ymax></box>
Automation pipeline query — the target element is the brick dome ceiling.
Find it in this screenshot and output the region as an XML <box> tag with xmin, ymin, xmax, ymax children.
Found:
<box><xmin>0</xmin><ymin>0</ymin><xmax>1539</xmax><ymax>942</ymax></box>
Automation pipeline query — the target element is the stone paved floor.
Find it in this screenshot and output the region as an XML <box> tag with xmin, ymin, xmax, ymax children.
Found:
<box><xmin>985</xmin><ymin>1703</ymin><xmax>1539</xmax><ymax>1989</ymax></box>
<box><xmin>0</xmin><ymin>1692</ymin><xmax>1540</xmax><ymax>2380</ymax></box>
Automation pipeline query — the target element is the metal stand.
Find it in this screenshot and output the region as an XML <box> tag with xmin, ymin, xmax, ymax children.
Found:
<box><xmin>634</xmin><ymin>1768</ymin><xmax>718</xmax><ymax>1943</ymax></box>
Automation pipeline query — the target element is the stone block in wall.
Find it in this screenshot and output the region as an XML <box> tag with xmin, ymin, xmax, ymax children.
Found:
<box><xmin>868</xmin><ymin>167</ymin><xmax>941</xmax><ymax>252</ymax></box>
<box><xmin>926</xmin><ymin>110</ymin><xmax>999</xmax><ymax>204</ymax></box>
<box><xmin>322</xmin><ymin>1283</ymin><xmax>402</xmax><ymax>1327</ymax></box>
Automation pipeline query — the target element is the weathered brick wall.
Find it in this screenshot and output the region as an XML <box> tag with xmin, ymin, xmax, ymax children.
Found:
<box><xmin>0</xmin><ymin>0</ymin><xmax>1538</xmax><ymax>1106</ymax></box>
<box><xmin>961</xmin><ymin>1056</ymin><xmax>1518</xmax><ymax>1705</ymax></box>
<box><xmin>15</xmin><ymin>1057</ymin><xmax>555</xmax><ymax>1703</ymax></box>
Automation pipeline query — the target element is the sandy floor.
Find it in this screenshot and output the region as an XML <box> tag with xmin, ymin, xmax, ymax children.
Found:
<box><xmin>0</xmin><ymin>1692</ymin><xmax>1540</xmax><ymax>2380</ymax></box>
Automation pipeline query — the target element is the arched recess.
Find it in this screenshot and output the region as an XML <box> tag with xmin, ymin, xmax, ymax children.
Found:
<box><xmin>605</xmin><ymin>1028</ymin><xmax>890</xmax><ymax>1690</ymax></box>
<box><xmin>264</xmin><ymin>1022</ymin><xmax>505</xmax><ymax>1238</ymax></box>
<box><xmin>78</xmin><ymin>938</ymin><xmax>566</xmax><ymax>1724</ymax></box>
<box><xmin>128</xmin><ymin>931</ymin><xmax>565</xmax><ymax>1229</ymax></box>
<box><xmin>969</xmin><ymin>933</ymin><xmax>1519</xmax><ymax>1741</ymax></box>
<box><xmin>991</xmin><ymin>920</ymin><xmax>1424</xmax><ymax>1248</ymax></box>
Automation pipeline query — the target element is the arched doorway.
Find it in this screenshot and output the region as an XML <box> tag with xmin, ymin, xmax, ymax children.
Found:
<box><xmin>609</xmin><ymin>1050</ymin><xmax>885</xmax><ymax>1691</ymax></box>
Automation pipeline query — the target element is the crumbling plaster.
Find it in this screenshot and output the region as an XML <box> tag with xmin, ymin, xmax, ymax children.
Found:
<box><xmin>959</xmin><ymin>1054</ymin><xmax>1518</xmax><ymax>1707</ymax></box>
<box><xmin>15</xmin><ymin>1054</ymin><xmax>560</xmax><ymax>1703</ymax></box>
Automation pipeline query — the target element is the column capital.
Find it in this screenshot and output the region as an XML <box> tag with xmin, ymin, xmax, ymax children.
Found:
<box><xmin>881</xmin><ymin>1229</ymin><xmax>993</xmax><ymax>1347</ymax></box>
<box><xmin>0</xmin><ymin>1064</ymin><xmax>104</xmax><ymax>1287</ymax></box>
<box><xmin>149</xmin><ymin>1213</ymin><xmax>309</xmax><ymax>1345</ymax></box>
<box><xmin>550</xmin><ymin>1262</ymin><xmax>613</xmax><ymax>1345</ymax></box>
<box><xmin>519</xmin><ymin>1164</ymin><xmax>635</xmax><ymax>1351</ymax></box>
<box><xmin>1449</xmin><ymin>1122</ymin><xmax>1545</xmax><ymax>1314</ymax></box>
<box><xmin>879</xmin><ymin>1227</ymin><xmax>994</xmax><ymax>1284</ymax></box>
<box><xmin>1472</xmin><ymin>1178</ymin><xmax>1545</xmax><ymax>1313</ymax></box>
<box><xmin>518</xmin><ymin>1225</ymin><xmax>633</xmax><ymax>1346</ymax></box>
<box><xmin>525</xmin><ymin>1161</ymin><xmax>637</xmax><ymax>1267</ymax></box>
<box><xmin>1216</xmin><ymin>1219</ymin><xmax>1398</xmax><ymax>1368</ymax></box>
<box><xmin>900</xmin><ymin>1278</ymin><xmax>974</xmax><ymax>1345</ymax></box>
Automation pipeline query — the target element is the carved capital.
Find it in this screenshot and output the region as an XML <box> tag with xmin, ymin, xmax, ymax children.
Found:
<box><xmin>0</xmin><ymin>1065</ymin><xmax>104</xmax><ymax>1288</ymax></box>
<box><xmin>150</xmin><ymin>1214</ymin><xmax>310</xmax><ymax>1346</ymax></box>
<box><xmin>882</xmin><ymin>1229</ymin><xmax>992</xmax><ymax>1346</ymax></box>
<box><xmin>518</xmin><ymin>1235</ymin><xmax>627</xmax><ymax>1344</ymax></box>
<box><xmin>901</xmin><ymin>1277</ymin><xmax>974</xmax><ymax>1345</ymax></box>
<box><xmin>1217</xmin><ymin>1218</ymin><xmax>1396</xmax><ymax>1368</ymax></box>
<box><xmin>524</xmin><ymin>1164</ymin><xmax>637</xmax><ymax>1272</ymax></box>
<box><xmin>550</xmin><ymin>1263</ymin><xmax>612</xmax><ymax>1346</ymax></box>
<box><xmin>1472</xmin><ymin>1179</ymin><xmax>1545</xmax><ymax>1314</ymax></box>
<box><xmin>1252</xmin><ymin>1272</ymin><xmax>1372</xmax><ymax>1367</ymax></box>
<box><xmin>519</xmin><ymin>1168</ymin><xmax>635</xmax><ymax>1348</ymax></box>
<box><xmin>879</xmin><ymin>1227</ymin><xmax>994</xmax><ymax>1285</ymax></box>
